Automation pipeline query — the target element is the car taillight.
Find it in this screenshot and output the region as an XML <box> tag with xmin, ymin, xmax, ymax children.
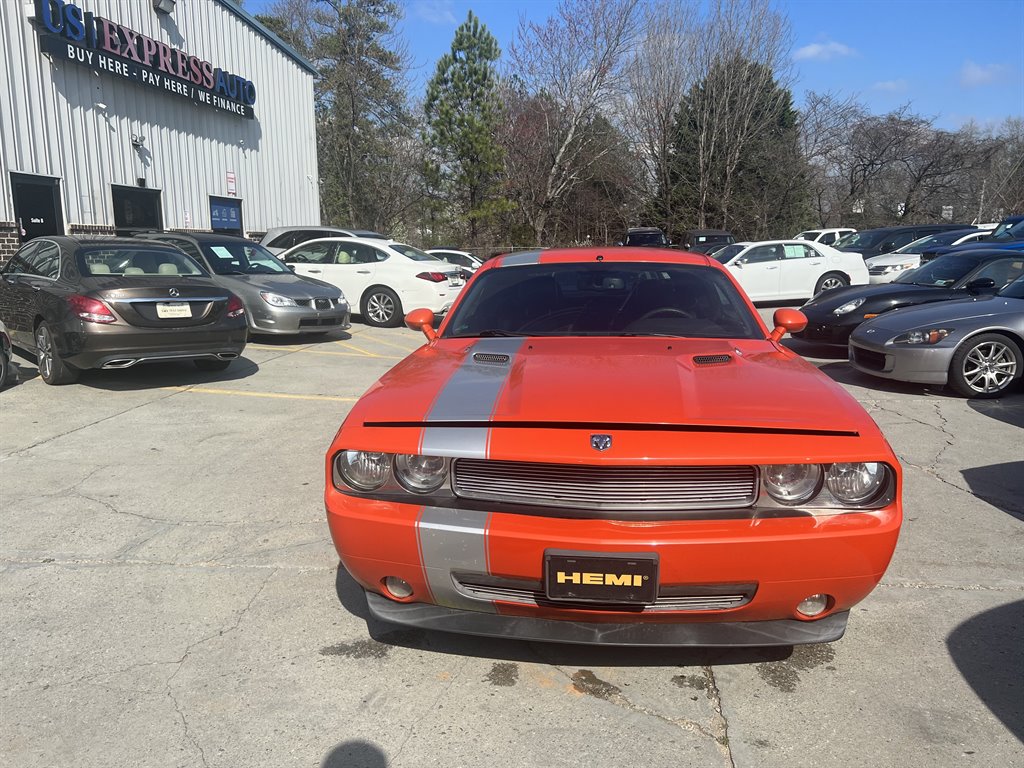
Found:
<box><xmin>416</xmin><ymin>272</ymin><xmax>449</xmax><ymax>282</ymax></box>
<box><xmin>68</xmin><ymin>294</ymin><xmax>116</xmax><ymax>324</ymax></box>
<box><xmin>226</xmin><ymin>295</ymin><xmax>246</xmax><ymax>318</ymax></box>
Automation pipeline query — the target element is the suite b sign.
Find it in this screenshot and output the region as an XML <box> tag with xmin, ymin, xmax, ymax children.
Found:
<box><xmin>33</xmin><ymin>0</ymin><xmax>257</xmax><ymax>119</ymax></box>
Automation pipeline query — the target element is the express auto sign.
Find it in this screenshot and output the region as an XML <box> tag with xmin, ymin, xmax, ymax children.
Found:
<box><xmin>34</xmin><ymin>0</ymin><xmax>257</xmax><ymax>119</ymax></box>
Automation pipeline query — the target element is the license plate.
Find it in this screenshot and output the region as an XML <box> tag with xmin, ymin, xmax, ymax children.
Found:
<box><xmin>448</xmin><ymin>275</ymin><xmax>464</xmax><ymax>286</ymax></box>
<box><xmin>544</xmin><ymin>550</ymin><xmax>658</xmax><ymax>604</ymax></box>
<box><xmin>156</xmin><ymin>302</ymin><xmax>191</xmax><ymax>319</ymax></box>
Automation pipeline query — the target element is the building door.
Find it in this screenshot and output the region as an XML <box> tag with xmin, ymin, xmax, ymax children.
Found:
<box><xmin>10</xmin><ymin>173</ymin><xmax>64</xmax><ymax>242</ymax></box>
<box><xmin>112</xmin><ymin>186</ymin><xmax>163</xmax><ymax>235</ymax></box>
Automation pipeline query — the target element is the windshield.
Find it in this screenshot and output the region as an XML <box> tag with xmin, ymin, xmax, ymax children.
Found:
<box><xmin>712</xmin><ymin>244</ymin><xmax>745</xmax><ymax>263</ymax></box>
<box><xmin>443</xmin><ymin>262</ymin><xmax>763</xmax><ymax>339</ymax></box>
<box><xmin>834</xmin><ymin>230</ymin><xmax>889</xmax><ymax>249</ymax></box>
<box><xmin>203</xmin><ymin>243</ymin><xmax>290</xmax><ymax>275</ymax></box>
<box><xmin>78</xmin><ymin>248</ymin><xmax>208</xmax><ymax>277</ymax></box>
<box><xmin>894</xmin><ymin>255</ymin><xmax>983</xmax><ymax>287</ymax></box>
<box><xmin>991</xmin><ymin>219</ymin><xmax>1024</xmax><ymax>240</ymax></box>
<box><xmin>1000</xmin><ymin>275</ymin><xmax>1024</xmax><ymax>299</ymax></box>
<box><xmin>390</xmin><ymin>243</ymin><xmax>441</xmax><ymax>262</ymax></box>
<box><xmin>795</xmin><ymin>231</ymin><xmax>821</xmax><ymax>240</ymax></box>
<box><xmin>625</xmin><ymin>231</ymin><xmax>667</xmax><ymax>246</ymax></box>
<box><xmin>894</xmin><ymin>231</ymin><xmax>972</xmax><ymax>253</ymax></box>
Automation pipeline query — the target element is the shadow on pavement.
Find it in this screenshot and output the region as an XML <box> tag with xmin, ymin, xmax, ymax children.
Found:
<box><xmin>960</xmin><ymin>461</ymin><xmax>1024</xmax><ymax>522</ymax></box>
<box><xmin>968</xmin><ymin>394</ymin><xmax>1024</xmax><ymax>428</ymax></box>
<box><xmin>76</xmin><ymin>356</ymin><xmax>260</xmax><ymax>391</ymax></box>
<box><xmin>333</xmin><ymin>565</ymin><xmax>792</xmax><ymax>667</ymax></box>
<box><xmin>781</xmin><ymin>338</ymin><xmax>849</xmax><ymax>361</ymax></box>
<box><xmin>321</xmin><ymin>739</ymin><xmax>388</xmax><ymax>768</ymax></box>
<box><xmin>814</xmin><ymin>360</ymin><xmax>957</xmax><ymax>397</ymax></box>
<box><xmin>946</xmin><ymin>599</ymin><xmax>1024</xmax><ymax>744</ymax></box>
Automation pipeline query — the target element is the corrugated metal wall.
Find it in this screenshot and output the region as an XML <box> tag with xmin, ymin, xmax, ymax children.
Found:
<box><xmin>0</xmin><ymin>0</ymin><xmax>320</xmax><ymax>233</ymax></box>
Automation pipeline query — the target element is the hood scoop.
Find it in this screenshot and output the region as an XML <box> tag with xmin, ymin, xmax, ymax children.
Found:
<box><xmin>473</xmin><ymin>352</ymin><xmax>511</xmax><ymax>365</ymax></box>
<box><xmin>692</xmin><ymin>353</ymin><xmax>732</xmax><ymax>366</ymax></box>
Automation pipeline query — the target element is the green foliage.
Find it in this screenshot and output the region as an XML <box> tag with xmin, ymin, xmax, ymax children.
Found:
<box><xmin>423</xmin><ymin>11</ymin><xmax>505</xmax><ymax>243</ymax></box>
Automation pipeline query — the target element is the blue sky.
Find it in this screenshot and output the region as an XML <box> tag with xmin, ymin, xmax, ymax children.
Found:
<box><xmin>248</xmin><ymin>0</ymin><xmax>1024</xmax><ymax>130</ymax></box>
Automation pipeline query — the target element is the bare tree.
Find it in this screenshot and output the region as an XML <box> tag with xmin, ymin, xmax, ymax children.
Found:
<box><xmin>619</xmin><ymin>0</ymin><xmax>699</xmax><ymax>237</ymax></box>
<box><xmin>798</xmin><ymin>91</ymin><xmax>866</xmax><ymax>225</ymax></box>
<box><xmin>505</xmin><ymin>0</ymin><xmax>643</xmax><ymax>244</ymax></box>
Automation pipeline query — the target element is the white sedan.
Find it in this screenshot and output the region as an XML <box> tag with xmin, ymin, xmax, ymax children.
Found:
<box><xmin>278</xmin><ymin>238</ymin><xmax>465</xmax><ymax>327</ymax></box>
<box><xmin>426</xmin><ymin>248</ymin><xmax>484</xmax><ymax>272</ymax></box>
<box><xmin>712</xmin><ymin>240</ymin><xmax>869</xmax><ymax>302</ymax></box>
<box><xmin>865</xmin><ymin>229</ymin><xmax>994</xmax><ymax>283</ymax></box>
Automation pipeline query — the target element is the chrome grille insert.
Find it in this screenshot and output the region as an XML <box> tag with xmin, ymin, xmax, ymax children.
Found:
<box><xmin>452</xmin><ymin>459</ymin><xmax>758</xmax><ymax>510</ymax></box>
<box><xmin>452</xmin><ymin>575</ymin><xmax>754</xmax><ymax>612</ymax></box>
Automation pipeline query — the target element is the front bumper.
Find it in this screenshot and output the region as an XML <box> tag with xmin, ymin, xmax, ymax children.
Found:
<box><xmin>327</xmin><ymin>490</ymin><xmax>900</xmax><ymax>646</ymax></box>
<box><xmin>792</xmin><ymin>317</ymin><xmax>858</xmax><ymax>344</ymax></box>
<box><xmin>366</xmin><ymin>592</ymin><xmax>849</xmax><ymax>646</ymax></box>
<box><xmin>248</xmin><ymin>301</ymin><xmax>351</xmax><ymax>334</ymax></box>
<box><xmin>849</xmin><ymin>338</ymin><xmax>952</xmax><ymax>385</ymax></box>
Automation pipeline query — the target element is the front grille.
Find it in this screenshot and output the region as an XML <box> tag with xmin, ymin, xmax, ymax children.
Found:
<box><xmin>453</xmin><ymin>575</ymin><xmax>754</xmax><ymax>612</ymax></box>
<box><xmin>314</xmin><ymin>297</ymin><xmax>332</xmax><ymax>310</ymax></box>
<box><xmin>852</xmin><ymin>347</ymin><xmax>887</xmax><ymax>371</ymax></box>
<box><xmin>452</xmin><ymin>459</ymin><xmax>758</xmax><ymax>511</ymax></box>
<box><xmin>868</xmin><ymin>266</ymin><xmax>888</xmax><ymax>275</ymax></box>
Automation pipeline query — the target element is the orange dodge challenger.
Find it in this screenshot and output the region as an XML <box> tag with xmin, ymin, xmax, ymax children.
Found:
<box><xmin>325</xmin><ymin>248</ymin><xmax>902</xmax><ymax>646</ymax></box>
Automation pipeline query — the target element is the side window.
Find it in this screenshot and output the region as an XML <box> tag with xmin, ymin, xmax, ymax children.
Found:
<box><xmin>24</xmin><ymin>240</ymin><xmax>61</xmax><ymax>279</ymax></box>
<box><xmin>744</xmin><ymin>245</ymin><xmax>781</xmax><ymax>264</ymax></box>
<box><xmin>971</xmin><ymin>259</ymin><xmax>1024</xmax><ymax>288</ymax></box>
<box><xmin>820</xmin><ymin>232</ymin><xmax>836</xmax><ymax>245</ymax></box>
<box><xmin>158</xmin><ymin>238</ymin><xmax>204</xmax><ymax>263</ymax></box>
<box><xmin>890</xmin><ymin>232</ymin><xmax>917</xmax><ymax>250</ymax></box>
<box><xmin>297</xmin><ymin>231</ymin><xmax>330</xmax><ymax>247</ymax></box>
<box><xmin>2</xmin><ymin>241</ymin><xmax>42</xmax><ymax>275</ymax></box>
<box><xmin>268</xmin><ymin>232</ymin><xmax>297</xmax><ymax>249</ymax></box>
<box><xmin>284</xmin><ymin>242</ymin><xmax>335</xmax><ymax>264</ymax></box>
<box><xmin>782</xmin><ymin>244</ymin><xmax>807</xmax><ymax>259</ymax></box>
<box><xmin>349</xmin><ymin>244</ymin><xmax>389</xmax><ymax>264</ymax></box>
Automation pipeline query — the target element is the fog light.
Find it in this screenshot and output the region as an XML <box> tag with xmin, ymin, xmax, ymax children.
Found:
<box><xmin>383</xmin><ymin>576</ymin><xmax>413</xmax><ymax>599</ymax></box>
<box><xmin>797</xmin><ymin>594</ymin><xmax>830</xmax><ymax>617</ymax></box>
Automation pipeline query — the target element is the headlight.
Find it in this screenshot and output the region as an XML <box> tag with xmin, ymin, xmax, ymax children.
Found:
<box><xmin>826</xmin><ymin>463</ymin><xmax>886</xmax><ymax>505</ymax></box>
<box><xmin>394</xmin><ymin>454</ymin><xmax>448</xmax><ymax>493</ymax></box>
<box><xmin>762</xmin><ymin>464</ymin><xmax>823</xmax><ymax>504</ymax></box>
<box><xmin>833</xmin><ymin>298</ymin><xmax>866</xmax><ymax>315</ymax></box>
<box><xmin>260</xmin><ymin>291</ymin><xmax>297</xmax><ymax>307</ymax></box>
<box><xmin>336</xmin><ymin>450</ymin><xmax>391</xmax><ymax>490</ymax></box>
<box><xmin>893</xmin><ymin>328</ymin><xmax>952</xmax><ymax>345</ymax></box>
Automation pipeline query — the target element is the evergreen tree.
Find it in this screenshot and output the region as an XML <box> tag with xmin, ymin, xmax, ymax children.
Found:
<box><xmin>423</xmin><ymin>11</ymin><xmax>505</xmax><ymax>244</ymax></box>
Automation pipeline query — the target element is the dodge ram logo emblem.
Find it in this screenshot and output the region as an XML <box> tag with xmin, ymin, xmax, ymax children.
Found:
<box><xmin>168</xmin><ymin>288</ymin><xmax>180</xmax><ymax>297</ymax></box>
<box><xmin>591</xmin><ymin>434</ymin><xmax>612</xmax><ymax>451</ymax></box>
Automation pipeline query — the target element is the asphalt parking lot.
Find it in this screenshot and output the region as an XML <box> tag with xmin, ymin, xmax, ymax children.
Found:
<box><xmin>1</xmin><ymin>313</ymin><xmax>1022</xmax><ymax>768</ymax></box>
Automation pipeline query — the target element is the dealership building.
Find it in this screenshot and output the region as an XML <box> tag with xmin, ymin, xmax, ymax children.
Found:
<box><xmin>0</xmin><ymin>0</ymin><xmax>320</xmax><ymax>261</ymax></box>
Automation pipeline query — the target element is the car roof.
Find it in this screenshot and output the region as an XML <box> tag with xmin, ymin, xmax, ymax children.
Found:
<box><xmin>683</xmin><ymin>229</ymin><xmax>731</xmax><ymax>235</ymax></box>
<box><xmin>44</xmin><ymin>236</ymin><xmax>183</xmax><ymax>251</ymax></box>
<box><xmin>481</xmin><ymin>246</ymin><xmax>713</xmax><ymax>268</ymax></box>
<box><xmin>937</xmin><ymin>248</ymin><xmax>1024</xmax><ymax>260</ymax></box>
<box><xmin>138</xmin><ymin>231</ymin><xmax>255</xmax><ymax>244</ymax></box>
<box><xmin>627</xmin><ymin>227</ymin><xmax>664</xmax><ymax>233</ymax></box>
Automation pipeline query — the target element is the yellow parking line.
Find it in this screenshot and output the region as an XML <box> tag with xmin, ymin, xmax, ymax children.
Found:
<box><xmin>161</xmin><ymin>386</ymin><xmax>357</xmax><ymax>402</ymax></box>
<box><xmin>360</xmin><ymin>335</ymin><xmax>421</xmax><ymax>353</ymax></box>
<box><xmin>248</xmin><ymin>343</ymin><xmax>401</xmax><ymax>359</ymax></box>
<box><xmin>333</xmin><ymin>340</ymin><xmax>384</xmax><ymax>357</ymax></box>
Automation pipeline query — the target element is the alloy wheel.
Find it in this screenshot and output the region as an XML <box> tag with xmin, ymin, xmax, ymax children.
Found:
<box><xmin>820</xmin><ymin>276</ymin><xmax>845</xmax><ymax>291</ymax></box>
<box><xmin>367</xmin><ymin>292</ymin><xmax>395</xmax><ymax>324</ymax></box>
<box><xmin>962</xmin><ymin>341</ymin><xmax>1017</xmax><ymax>394</ymax></box>
<box><xmin>35</xmin><ymin>326</ymin><xmax>53</xmax><ymax>381</ymax></box>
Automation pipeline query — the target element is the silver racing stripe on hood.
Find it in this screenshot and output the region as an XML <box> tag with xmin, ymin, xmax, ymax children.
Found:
<box><xmin>416</xmin><ymin>506</ymin><xmax>495</xmax><ymax>612</ymax></box>
<box><xmin>420</xmin><ymin>337</ymin><xmax>526</xmax><ymax>458</ymax></box>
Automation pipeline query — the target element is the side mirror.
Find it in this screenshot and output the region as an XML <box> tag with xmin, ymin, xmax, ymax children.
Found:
<box><xmin>404</xmin><ymin>308</ymin><xmax>437</xmax><ymax>341</ymax></box>
<box><xmin>770</xmin><ymin>308</ymin><xmax>807</xmax><ymax>342</ymax></box>
<box><xmin>733</xmin><ymin>259</ymin><xmax>744</xmax><ymax>268</ymax></box>
<box><xmin>966</xmin><ymin>277</ymin><xmax>996</xmax><ymax>294</ymax></box>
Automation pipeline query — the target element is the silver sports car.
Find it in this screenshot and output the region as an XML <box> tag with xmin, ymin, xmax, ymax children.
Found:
<box><xmin>849</xmin><ymin>275</ymin><xmax>1024</xmax><ymax>398</ymax></box>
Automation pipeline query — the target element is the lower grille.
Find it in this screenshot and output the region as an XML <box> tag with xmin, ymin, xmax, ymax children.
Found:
<box><xmin>299</xmin><ymin>317</ymin><xmax>344</xmax><ymax>327</ymax></box>
<box><xmin>453</xmin><ymin>459</ymin><xmax>758</xmax><ymax>511</ymax></box>
<box><xmin>453</xmin><ymin>575</ymin><xmax>754</xmax><ymax>612</ymax></box>
<box><xmin>852</xmin><ymin>347</ymin><xmax>887</xmax><ymax>371</ymax></box>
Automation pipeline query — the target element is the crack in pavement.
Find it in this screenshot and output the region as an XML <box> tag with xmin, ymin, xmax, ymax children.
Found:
<box><xmin>389</xmin><ymin>655</ymin><xmax>469</xmax><ymax>767</ymax></box>
<box><xmin>0</xmin><ymin>556</ymin><xmax>332</xmax><ymax>572</ymax></box>
<box><xmin>701</xmin><ymin>665</ymin><xmax>735</xmax><ymax>765</ymax></box>
<box><xmin>163</xmin><ymin>567</ymin><xmax>278</xmax><ymax>768</ymax></box>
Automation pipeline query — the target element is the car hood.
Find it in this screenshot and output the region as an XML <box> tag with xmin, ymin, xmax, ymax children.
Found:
<box><xmin>346</xmin><ymin>337</ymin><xmax>877</xmax><ymax>437</ymax></box>
<box><xmin>213</xmin><ymin>272</ymin><xmax>340</xmax><ymax>298</ymax></box>
<box><xmin>865</xmin><ymin>253</ymin><xmax>922</xmax><ymax>267</ymax></box>
<box><xmin>854</xmin><ymin>295</ymin><xmax>1024</xmax><ymax>335</ymax></box>
<box><xmin>802</xmin><ymin>282</ymin><xmax>948</xmax><ymax>313</ymax></box>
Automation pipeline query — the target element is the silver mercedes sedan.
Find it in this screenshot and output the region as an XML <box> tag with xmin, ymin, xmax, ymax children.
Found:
<box><xmin>849</xmin><ymin>275</ymin><xmax>1024</xmax><ymax>398</ymax></box>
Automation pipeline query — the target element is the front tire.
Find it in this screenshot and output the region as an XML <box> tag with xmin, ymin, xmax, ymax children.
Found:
<box><xmin>815</xmin><ymin>272</ymin><xmax>849</xmax><ymax>294</ymax></box>
<box><xmin>361</xmin><ymin>287</ymin><xmax>402</xmax><ymax>328</ymax></box>
<box><xmin>34</xmin><ymin>322</ymin><xmax>79</xmax><ymax>385</ymax></box>
<box><xmin>948</xmin><ymin>334</ymin><xmax>1022</xmax><ymax>398</ymax></box>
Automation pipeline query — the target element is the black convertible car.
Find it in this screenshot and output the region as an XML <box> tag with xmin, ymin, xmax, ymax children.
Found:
<box><xmin>0</xmin><ymin>237</ymin><xmax>248</xmax><ymax>384</ymax></box>
<box><xmin>795</xmin><ymin>249</ymin><xmax>1024</xmax><ymax>344</ymax></box>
